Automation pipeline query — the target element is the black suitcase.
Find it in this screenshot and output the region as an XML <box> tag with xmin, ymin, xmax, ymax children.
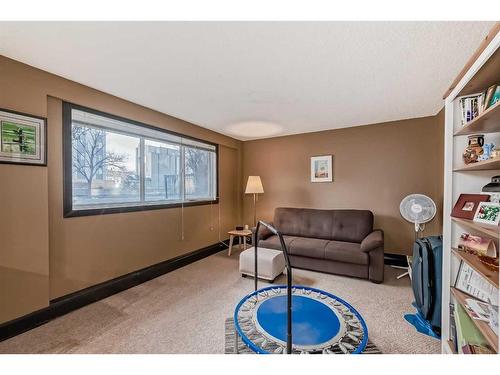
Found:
<box><xmin>411</xmin><ymin>235</ymin><xmax>443</xmax><ymax>334</ymax></box>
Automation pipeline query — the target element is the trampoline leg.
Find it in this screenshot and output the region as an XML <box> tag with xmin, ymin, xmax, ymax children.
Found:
<box><xmin>234</xmin><ymin>327</ymin><xmax>239</xmax><ymax>354</ymax></box>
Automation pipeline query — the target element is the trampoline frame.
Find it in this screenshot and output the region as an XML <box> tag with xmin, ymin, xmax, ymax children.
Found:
<box><xmin>253</xmin><ymin>220</ymin><xmax>293</xmax><ymax>353</ymax></box>
<box><xmin>233</xmin><ymin>220</ymin><xmax>368</xmax><ymax>355</ymax></box>
<box><xmin>233</xmin><ymin>284</ymin><xmax>369</xmax><ymax>354</ymax></box>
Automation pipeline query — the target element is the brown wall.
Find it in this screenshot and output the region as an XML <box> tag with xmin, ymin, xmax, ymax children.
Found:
<box><xmin>0</xmin><ymin>53</ymin><xmax>445</xmax><ymax>325</ymax></box>
<box><xmin>0</xmin><ymin>56</ymin><xmax>242</xmax><ymax>323</ymax></box>
<box><xmin>242</xmin><ymin>114</ymin><xmax>444</xmax><ymax>255</ymax></box>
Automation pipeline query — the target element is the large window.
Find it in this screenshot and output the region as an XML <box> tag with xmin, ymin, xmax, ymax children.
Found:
<box><xmin>63</xmin><ymin>102</ymin><xmax>218</xmax><ymax>217</ymax></box>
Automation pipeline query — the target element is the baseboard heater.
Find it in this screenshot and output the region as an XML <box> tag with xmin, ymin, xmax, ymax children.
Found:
<box><xmin>384</xmin><ymin>253</ymin><xmax>408</xmax><ymax>267</ymax></box>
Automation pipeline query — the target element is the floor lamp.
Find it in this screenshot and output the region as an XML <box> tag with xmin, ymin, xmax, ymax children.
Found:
<box><xmin>245</xmin><ymin>176</ymin><xmax>264</xmax><ymax>227</ymax></box>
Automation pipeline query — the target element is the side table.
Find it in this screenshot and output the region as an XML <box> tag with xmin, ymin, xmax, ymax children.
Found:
<box><xmin>227</xmin><ymin>229</ymin><xmax>252</xmax><ymax>256</ymax></box>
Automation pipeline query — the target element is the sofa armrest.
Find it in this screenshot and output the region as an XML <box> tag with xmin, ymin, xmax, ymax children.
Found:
<box><xmin>252</xmin><ymin>223</ymin><xmax>274</xmax><ymax>243</ymax></box>
<box><xmin>360</xmin><ymin>230</ymin><xmax>384</xmax><ymax>253</ymax></box>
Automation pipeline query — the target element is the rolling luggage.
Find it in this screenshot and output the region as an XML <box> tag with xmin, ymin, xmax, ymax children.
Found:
<box><xmin>411</xmin><ymin>235</ymin><xmax>443</xmax><ymax>334</ymax></box>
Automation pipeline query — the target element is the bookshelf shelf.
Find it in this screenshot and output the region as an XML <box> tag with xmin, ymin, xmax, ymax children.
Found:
<box><xmin>453</xmin><ymin>157</ymin><xmax>500</xmax><ymax>171</ymax></box>
<box><xmin>450</xmin><ymin>287</ymin><xmax>498</xmax><ymax>353</ymax></box>
<box><xmin>451</xmin><ymin>248</ymin><xmax>499</xmax><ymax>288</ymax></box>
<box><xmin>454</xmin><ymin>101</ymin><xmax>500</xmax><ymax>136</ymax></box>
<box><xmin>451</xmin><ymin>217</ymin><xmax>500</xmax><ymax>238</ymax></box>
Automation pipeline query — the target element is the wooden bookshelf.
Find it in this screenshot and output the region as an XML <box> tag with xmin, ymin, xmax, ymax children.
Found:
<box><xmin>450</xmin><ymin>287</ymin><xmax>498</xmax><ymax>353</ymax></box>
<box><xmin>457</xmin><ymin>46</ymin><xmax>500</xmax><ymax>98</ymax></box>
<box><xmin>454</xmin><ymin>157</ymin><xmax>500</xmax><ymax>171</ymax></box>
<box><xmin>442</xmin><ymin>23</ymin><xmax>500</xmax><ymax>355</ymax></box>
<box><xmin>451</xmin><ymin>217</ymin><xmax>500</xmax><ymax>238</ymax></box>
<box><xmin>451</xmin><ymin>248</ymin><xmax>499</xmax><ymax>288</ymax></box>
<box><xmin>446</xmin><ymin>340</ymin><xmax>457</xmax><ymax>354</ymax></box>
<box><xmin>454</xmin><ymin>101</ymin><xmax>500</xmax><ymax>136</ymax></box>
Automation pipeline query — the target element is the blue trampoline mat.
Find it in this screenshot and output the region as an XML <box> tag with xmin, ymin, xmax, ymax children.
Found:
<box><xmin>257</xmin><ymin>295</ymin><xmax>341</xmax><ymax>346</ymax></box>
<box><xmin>234</xmin><ymin>285</ymin><xmax>368</xmax><ymax>354</ymax></box>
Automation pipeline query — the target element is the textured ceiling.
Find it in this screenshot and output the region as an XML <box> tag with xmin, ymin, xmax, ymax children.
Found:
<box><xmin>0</xmin><ymin>21</ymin><xmax>495</xmax><ymax>140</ymax></box>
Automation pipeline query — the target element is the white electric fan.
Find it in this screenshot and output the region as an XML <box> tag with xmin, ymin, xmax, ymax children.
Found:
<box><xmin>397</xmin><ymin>194</ymin><xmax>437</xmax><ymax>279</ymax></box>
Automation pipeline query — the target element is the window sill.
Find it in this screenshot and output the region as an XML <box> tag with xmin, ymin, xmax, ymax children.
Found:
<box><xmin>63</xmin><ymin>199</ymin><xmax>219</xmax><ymax>218</ymax></box>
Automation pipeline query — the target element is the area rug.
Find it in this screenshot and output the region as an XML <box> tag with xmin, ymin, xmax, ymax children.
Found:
<box><xmin>224</xmin><ymin>318</ymin><xmax>382</xmax><ymax>354</ymax></box>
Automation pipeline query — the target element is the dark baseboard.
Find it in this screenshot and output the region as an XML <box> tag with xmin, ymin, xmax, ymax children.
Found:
<box><xmin>0</xmin><ymin>244</ymin><xmax>407</xmax><ymax>342</ymax></box>
<box><xmin>384</xmin><ymin>253</ymin><xmax>408</xmax><ymax>267</ymax></box>
<box><xmin>0</xmin><ymin>239</ymin><xmax>229</xmax><ymax>342</ymax></box>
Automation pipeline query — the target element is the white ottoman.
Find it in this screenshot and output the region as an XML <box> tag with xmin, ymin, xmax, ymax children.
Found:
<box><xmin>239</xmin><ymin>247</ymin><xmax>286</xmax><ymax>282</ymax></box>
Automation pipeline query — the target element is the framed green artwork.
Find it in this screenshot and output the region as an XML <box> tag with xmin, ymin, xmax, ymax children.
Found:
<box><xmin>0</xmin><ymin>108</ymin><xmax>47</xmax><ymax>166</ymax></box>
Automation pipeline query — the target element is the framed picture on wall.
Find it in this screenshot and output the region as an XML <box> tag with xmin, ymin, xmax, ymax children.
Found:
<box><xmin>0</xmin><ymin>108</ymin><xmax>47</xmax><ymax>166</ymax></box>
<box><xmin>310</xmin><ymin>155</ymin><xmax>333</xmax><ymax>182</ymax></box>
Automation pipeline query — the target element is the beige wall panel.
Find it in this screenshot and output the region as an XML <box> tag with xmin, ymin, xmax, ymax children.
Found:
<box><xmin>1</xmin><ymin>56</ymin><xmax>241</xmax><ymax>318</ymax></box>
<box><xmin>242</xmin><ymin>115</ymin><xmax>444</xmax><ymax>255</ymax></box>
<box><xmin>0</xmin><ymin>164</ymin><xmax>49</xmax><ymax>323</ymax></box>
<box><xmin>47</xmin><ymin>99</ymin><xmax>241</xmax><ymax>299</ymax></box>
<box><xmin>0</xmin><ymin>53</ymin><xmax>444</xmax><ymax>324</ymax></box>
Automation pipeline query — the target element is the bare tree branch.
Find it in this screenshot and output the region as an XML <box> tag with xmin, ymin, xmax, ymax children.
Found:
<box><xmin>72</xmin><ymin>126</ymin><xmax>127</xmax><ymax>195</ymax></box>
<box><xmin>184</xmin><ymin>147</ymin><xmax>209</xmax><ymax>195</ymax></box>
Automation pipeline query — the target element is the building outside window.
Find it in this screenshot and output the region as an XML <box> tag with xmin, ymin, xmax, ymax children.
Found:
<box><xmin>64</xmin><ymin>103</ymin><xmax>217</xmax><ymax>217</ymax></box>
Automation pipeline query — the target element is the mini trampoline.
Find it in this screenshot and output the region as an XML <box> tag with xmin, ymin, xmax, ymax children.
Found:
<box><xmin>233</xmin><ymin>221</ymin><xmax>368</xmax><ymax>354</ymax></box>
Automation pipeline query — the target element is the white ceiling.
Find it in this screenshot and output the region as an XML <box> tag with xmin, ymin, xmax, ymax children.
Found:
<box><xmin>0</xmin><ymin>22</ymin><xmax>495</xmax><ymax>140</ymax></box>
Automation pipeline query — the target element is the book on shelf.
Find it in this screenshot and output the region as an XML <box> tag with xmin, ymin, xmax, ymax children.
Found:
<box><xmin>465</xmin><ymin>298</ymin><xmax>492</xmax><ymax>322</ymax></box>
<box><xmin>462</xmin><ymin>343</ymin><xmax>496</xmax><ymax>354</ymax></box>
<box><xmin>449</xmin><ymin>303</ymin><xmax>458</xmax><ymax>353</ymax></box>
<box><xmin>454</xmin><ymin>304</ymin><xmax>464</xmax><ymax>352</ymax></box>
<box><xmin>459</xmin><ymin>84</ymin><xmax>500</xmax><ymax>126</ymax></box>
<box><xmin>459</xmin><ymin>94</ymin><xmax>482</xmax><ymax>125</ymax></box>
<box><xmin>458</xmin><ymin>232</ymin><xmax>497</xmax><ymax>257</ymax></box>
<box><xmin>462</xmin><ymin>344</ymin><xmax>472</xmax><ymax>354</ymax></box>
<box><xmin>454</xmin><ymin>260</ymin><xmax>499</xmax><ymax>304</ymax></box>
<box><xmin>454</xmin><ymin>303</ymin><xmax>491</xmax><ymax>353</ymax></box>
<box><xmin>484</xmin><ymin>84</ymin><xmax>499</xmax><ymax>110</ymax></box>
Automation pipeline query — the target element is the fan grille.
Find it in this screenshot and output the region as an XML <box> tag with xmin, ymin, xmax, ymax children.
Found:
<box><xmin>400</xmin><ymin>194</ymin><xmax>436</xmax><ymax>224</ymax></box>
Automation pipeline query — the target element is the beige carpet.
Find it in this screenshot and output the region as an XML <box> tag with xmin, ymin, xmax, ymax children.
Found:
<box><xmin>0</xmin><ymin>249</ymin><xmax>441</xmax><ymax>354</ymax></box>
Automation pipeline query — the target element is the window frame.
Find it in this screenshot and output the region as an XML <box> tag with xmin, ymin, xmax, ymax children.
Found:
<box><xmin>63</xmin><ymin>101</ymin><xmax>219</xmax><ymax>218</ymax></box>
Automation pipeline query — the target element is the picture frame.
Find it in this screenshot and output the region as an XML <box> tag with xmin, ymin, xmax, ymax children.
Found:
<box><xmin>0</xmin><ymin>108</ymin><xmax>47</xmax><ymax>166</ymax></box>
<box><xmin>473</xmin><ymin>202</ymin><xmax>500</xmax><ymax>226</ymax></box>
<box><xmin>310</xmin><ymin>155</ymin><xmax>333</xmax><ymax>183</ymax></box>
<box><xmin>451</xmin><ymin>193</ymin><xmax>489</xmax><ymax>220</ymax></box>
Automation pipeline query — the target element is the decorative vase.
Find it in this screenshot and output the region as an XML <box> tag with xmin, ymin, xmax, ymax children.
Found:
<box><xmin>478</xmin><ymin>143</ymin><xmax>495</xmax><ymax>161</ymax></box>
<box><xmin>463</xmin><ymin>134</ymin><xmax>484</xmax><ymax>164</ymax></box>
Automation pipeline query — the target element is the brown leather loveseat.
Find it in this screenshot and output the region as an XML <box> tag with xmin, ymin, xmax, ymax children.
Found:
<box><xmin>255</xmin><ymin>207</ymin><xmax>384</xmax><ymax>283</ymax></box>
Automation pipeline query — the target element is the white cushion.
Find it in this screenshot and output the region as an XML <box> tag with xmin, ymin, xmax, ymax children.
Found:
<box><xmin>239</xmin><ymin>247</ymin><xmax>286</xmax><ymax>281</ymax></box>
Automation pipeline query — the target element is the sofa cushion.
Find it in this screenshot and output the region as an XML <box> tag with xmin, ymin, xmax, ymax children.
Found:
<box><xmin>273</xmin><ymin>207</ymin><xmax>373</xmax><ymax>243</ymax></box>
<box><xmin>324</xmin><ymin>240</ymin><xmax>369</xmax><ymax>265</ymax></box>
<box><xmin>288</xmin><ymin>237</ymin><xmax>329</xmax><ymax>259</ymax></box>
<box><xmin>259</xmin><ymin>235</ymin><xmax>297</xmax><ymax>251</ymax></box>
<box><xmin>273</xmin><ymin>208</ymin><xmax>306</xmax><ymax>237</ymax></box>
<box><xmin>331</xmin><ymin>210</ymin><xmax>373</xmax><ymax>243</ymax></box>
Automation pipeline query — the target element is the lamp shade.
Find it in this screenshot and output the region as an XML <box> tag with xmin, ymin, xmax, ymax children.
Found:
<box><xmin>245</xmin><ymin>176</ymin><xmax>264</xmax><ymax>194</ymax></box>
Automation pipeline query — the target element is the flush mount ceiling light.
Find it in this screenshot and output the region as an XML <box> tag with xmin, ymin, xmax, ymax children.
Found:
<box><xmin>224</xmin><ymin>121</ymin><xmax>284</xmax><ymax>140</ymax></box>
